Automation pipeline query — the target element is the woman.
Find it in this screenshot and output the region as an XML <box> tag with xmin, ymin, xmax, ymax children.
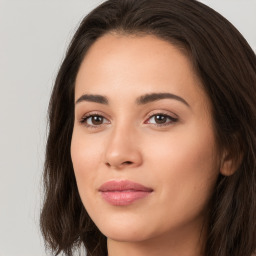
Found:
<box><xmin>40</xmin><ymin>0</ymin><xmax>256</xmax><ymax>255</ymax></box>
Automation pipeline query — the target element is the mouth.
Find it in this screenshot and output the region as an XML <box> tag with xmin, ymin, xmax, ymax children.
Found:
<box><xmin>99</xmin><ymin>180</ymin><xmax>153</xmax><ymax>206</ymax></box>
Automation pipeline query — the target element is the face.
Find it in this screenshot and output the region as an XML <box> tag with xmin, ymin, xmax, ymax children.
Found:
<box><xmin>71</xmin><ymin>34</ymin><xmax>220</xmax><ymax>243</ymax></box>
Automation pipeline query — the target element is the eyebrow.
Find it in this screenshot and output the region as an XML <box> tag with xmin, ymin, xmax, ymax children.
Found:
<box><xmin>75</xmin><ymin>94</ymin><xmax>108</xmax><ymax>105</ymax></box>
<box><xmin>75</xmin><ymin>92</ymin><xmax>190</xmax><ymax>107</ymax></box>
<box><xmin>136</xmin><ymin>93</ymin><xmax>190</xmax><ymax>107</ymax></box>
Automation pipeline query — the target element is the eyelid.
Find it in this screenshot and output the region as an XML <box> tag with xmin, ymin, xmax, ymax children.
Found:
<box><xmin>79</xmin><ymin>111</ymin><xmax>111</xmax><ymax>128</ymax></box>
<box><xmin>144</xmin><ymin>110</ymin><xmax>179</xmax><ymax>126</ymax></box>
<box><xmin>79</xmin><ymin>110</ymin><xmax>110</xmax><ymax>121</ymax></box>
<box><xmin>78</xmin><ymin>110</ymin><xmax>178</xmax><ymax>128</ymax></box>
<box><xmin>144</xmin><ymin>110</ymin><xmax>178</xmax><ymax>121</ymax></box>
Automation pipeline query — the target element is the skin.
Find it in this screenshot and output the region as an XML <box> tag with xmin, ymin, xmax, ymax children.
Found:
<box><xmin>71</xmin><ymin>33</ymin><xmax>231</xmax><ymax>256</ymax></box>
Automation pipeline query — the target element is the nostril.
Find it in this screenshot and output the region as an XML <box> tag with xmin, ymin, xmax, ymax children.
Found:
<box><xmin>123</xmin><ymin>161</ymin><xmax>133</xmax><ymax>165</ymax></box>
<box><xmin>105</xmin><ymin>161</ymin><xmax>135</xmax><ymax>168</ymax></box>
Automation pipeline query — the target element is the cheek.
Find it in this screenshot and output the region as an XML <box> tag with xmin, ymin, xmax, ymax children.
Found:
<box><xmin>70</xmin><ymin>129</ymin><xmax>103</xmax><ymax>200</ymax></box>
<box><xmin>146</xmin><ymin>124</ymin><xmax>217</xmax><ymax>172</ymax></box>
<box><xmin>70</xmin><ymin>129</ymin><xmax>108</xmax><ymax>225</ymax></box>
<box><xmin>144</xmin><ymin>123</ymin><xmax>219</xmax><ymax>215</ymax></box>
<box><xmin>71</xmin><ymin>128</ymin><xmax>103</xmax><ymax>171</ymax></box>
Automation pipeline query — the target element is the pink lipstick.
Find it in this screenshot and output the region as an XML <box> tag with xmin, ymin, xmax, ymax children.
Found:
<box><xmin>99</xmin><ymin>180</ymin><xmax>153</xmax><ymax>206</ymax></box>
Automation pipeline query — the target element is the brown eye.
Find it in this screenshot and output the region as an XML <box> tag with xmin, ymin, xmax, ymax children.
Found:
<box><xmin>91</xmin><ymin>115</ymin><xmax>104</xmax><ymax>125</ymax></box>
<box><xmin>146</xmin><ymin>113</ymin><xmax>178</xmax><ymax>126</ymax></box>
<box><xmin>154</xmin><ymin>115</ymin><xmax>168</xmax><ymax>124</ymax></box>
<box><xmin>80</xmin><ymin>114</ymin><xmax>110</xmax><ymax>127</ymax></box>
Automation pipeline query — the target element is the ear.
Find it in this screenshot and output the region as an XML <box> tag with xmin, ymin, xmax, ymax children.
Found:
<box><xmin>219</xmin><ymin>150</ymin><xmax>243</xmax><ymax>176</ymax></box>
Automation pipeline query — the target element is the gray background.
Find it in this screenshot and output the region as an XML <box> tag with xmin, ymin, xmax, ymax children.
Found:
<box><xmin>0</xmin><ymin>1</ymin><xmax>255</xmax><ymax>256</ymax></box>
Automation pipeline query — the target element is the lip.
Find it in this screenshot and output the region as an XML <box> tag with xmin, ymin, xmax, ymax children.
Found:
<box><xmin>99</xmin><ymin>180</ymin><xmax>153</xmax><ymax>206</ymax></box>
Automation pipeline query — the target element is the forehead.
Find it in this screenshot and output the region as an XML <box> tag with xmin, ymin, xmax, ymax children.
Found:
<box><xmin>75</xmin><ymin>33</ymin><xmax>210</xmax><ymax>110</ymax></box>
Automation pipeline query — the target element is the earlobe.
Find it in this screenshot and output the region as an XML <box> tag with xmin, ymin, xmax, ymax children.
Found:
<box><xmin>219</xmin><ymin>151</ymin><xmax>243</xmax><ymax>176</ymax></box>
<box><xmin>220</xmin><ymin>157</ymin><xmax>236</xmax><ymax>176</ymax></box>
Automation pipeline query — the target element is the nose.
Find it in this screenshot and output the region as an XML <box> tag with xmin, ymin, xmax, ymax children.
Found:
<box><xmin>104</xmin><ymin>126</ymin><xmax>143</xmax><ymax>170</ymax></box>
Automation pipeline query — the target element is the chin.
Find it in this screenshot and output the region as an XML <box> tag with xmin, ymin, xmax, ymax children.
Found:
<box><xmin>94</xmin><ymin>215</ymin><xmax>155</xmax><ymax>242</ymax></box>
<box><xmin>102</xmin><ymin>227</ymin><xmax>153</xmax><ymax>243</ymax></box>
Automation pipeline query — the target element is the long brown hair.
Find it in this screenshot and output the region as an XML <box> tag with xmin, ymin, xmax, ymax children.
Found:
<box><xmin>40</xmin><ymin>0</ymin><xmax>256</xmax><ymax>255</ymax></box>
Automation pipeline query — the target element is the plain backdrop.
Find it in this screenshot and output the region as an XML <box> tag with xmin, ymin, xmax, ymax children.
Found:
<box><xmin>0</xmin><ymin>1</ymin><xmax>255</xmax><ymax>256</ymax></box>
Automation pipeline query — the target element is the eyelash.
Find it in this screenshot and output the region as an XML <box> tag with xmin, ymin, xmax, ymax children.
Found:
<box><xmin>80</xmin><ymin>112</ymin><xmax>109</xmax><ymax>129</ymax></box>
<box><xmin>145</xmin><ymin>112</ymin><xmax>178</xmax><ymax>127</ymax></box>
<box><xmin>79</xmin><ymin>112</ymin><xmax>178</xmax><ymax>129</ymax></box>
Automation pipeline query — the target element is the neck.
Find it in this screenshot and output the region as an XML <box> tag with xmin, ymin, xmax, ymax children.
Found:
<box><xmin>107</xmin><ymin>221</ymin><xmax>206</xmax><ymax>256</ymax></box>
